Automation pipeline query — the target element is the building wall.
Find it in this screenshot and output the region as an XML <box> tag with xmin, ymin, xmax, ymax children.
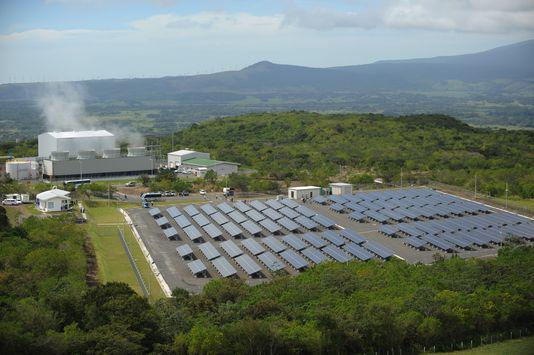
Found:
<box><xmin>43</xmin><ymin>156</ymin><xmax>154</xmax><ymax>180</ymax></box>
<box><xmin>181</xmin><ymin>162</ymin><xmax>238</xmax><ymax>176</ymax></box>
<box><xmin>168</xmin><ymin>151</ymin><xmax>210</xmax><ymax>167</ymax></box>
<box><xmin>37</xmin><ymin>196</ymin><xmax>70</xmax><ymax>212</ymax></box>
<box><xmin>331</xmin><ymin>185</ymin><xmax>352</xmax><ymax>195</ymax></box>
<box><xmin>38</xmin><ymin>133</ymin><xmax>116</xmax><ymax>158</ymax></box>
<box><xmin>6</xmin><ymin>161</ymin><xmax>32</xmax><ymax>180</ymax></box>
<box><xmin>288</xmin><ymin>188</ymin><xmax>321</xmax><ymax>199</ymax></box>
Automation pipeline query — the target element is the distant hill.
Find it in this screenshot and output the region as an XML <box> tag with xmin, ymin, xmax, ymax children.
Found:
<box><xmin>0</xmin><ymin>39</ymin><xmax>533</xmax><ymax>141</ymax></box>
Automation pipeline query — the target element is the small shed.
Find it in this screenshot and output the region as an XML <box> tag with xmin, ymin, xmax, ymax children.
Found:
<box><xmin>35</xmin><ymin>188</ymin><xmax>72</xmax><ymax>212</ymax></box>
<box><xmin>288</xmin><ymin>186</ymin><xmax>321</xmax><ymax>200</ymax></box>
<box><xmin>329</xmin><ymin>182</ymin><xmax>353</xmax><ymax>196</ymax></box>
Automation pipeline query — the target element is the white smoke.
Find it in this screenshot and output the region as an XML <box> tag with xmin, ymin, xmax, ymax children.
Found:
<box><xmin>38</xmin><ymin>82</ymin><xmax>145</xmax><ymax>147</ymax></box>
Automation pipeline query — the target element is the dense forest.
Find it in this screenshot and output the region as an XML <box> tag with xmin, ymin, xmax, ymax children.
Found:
<box><xmin>164</xmin><ymin>112</ymin><xmax>534</xmax><ymax>198</ymax></box>
<box><xmin>0</xmin><ymin>207</ymin><xmax>533</xmax><ymax>354</ymax></box>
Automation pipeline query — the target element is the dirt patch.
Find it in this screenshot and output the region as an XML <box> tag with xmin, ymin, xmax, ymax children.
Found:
<box><xmin>83</xmin><ymin>234</ymin><xmax>99</xmax><ymax>287</ymax></box>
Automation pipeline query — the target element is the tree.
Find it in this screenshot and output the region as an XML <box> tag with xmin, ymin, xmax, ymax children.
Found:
<box><xmin>204</xmin><ymin>170</ymin><xmax>218</xmax><ymax>184</ymax></box>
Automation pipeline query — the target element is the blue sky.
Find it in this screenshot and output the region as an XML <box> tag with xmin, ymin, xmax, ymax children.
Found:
<box><xmin>1</xmin><ymin>0</ymin><xmax>533</xmax><ymax>83</ymax></box>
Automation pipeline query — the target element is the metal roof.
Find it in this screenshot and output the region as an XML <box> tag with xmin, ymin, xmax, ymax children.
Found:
<box><xmin>220</xmin><ymin>240</ymin><xmax>244</xmax><ymax>258</ymax></box>
<box><xmin>235</xmin><ymin>254</ymin><xmax>262</xmax><ymax>275</ymax></box>
<box><xmin>176</xmin><ymin>244</ymin><xmax>194</xmax><ymax>257</ymax></box>
<box><xmin>45</xmin><ymin>130</ymin><xmax>114</xmax><ymax>138</ymax></box>
<box><xmin>241</xmin><ymin>238</ymin><xmax>265</xmax><ymax>255</ymax></box>
<box><xmin>211</xmin><ymin>257</ymin><xmax>237</xmax><ymax>278</ymax></box>
<box><xmin>257</xmin><ymin>252</ymin><xmax>285</xmax><ymax>272</ymax></box>
<box><xmin>262</xmin><ymin>236</ymin><xmax>286</xmax><ymax>253</ymax></box>
<box><xmin>198</xmin><ymin>242</ymin><xmax>220</xmax><ymax>260</ymax></box>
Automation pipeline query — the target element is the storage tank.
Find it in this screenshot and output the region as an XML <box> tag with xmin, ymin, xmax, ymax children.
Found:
<box><xmin>102</xmin><ymin>148</ymin><xmax>121</xmax><ymax>158</ymax></box>
<box><xmin>127</xmin><ymin>147</ymin><xmax>146</xmax><ymax>157</ymax></box>
<box><xmin>38</xmin><ymin>130</ymin><xmax>116</xmax><ymax>158</ymax></box>
<box><xmin>77</xmin><ymin>150</ymin><xmax>96</xmax><ymax>160</ymax></box>
<box><xmin>6</xmin><ymin>161</ymin><xmax>32</xmax><ymax>180</ymax></box>
<box><xmin>51</xmin><ymin>151</ymin><xmax>69</xmax><ymax>161</ymax></box>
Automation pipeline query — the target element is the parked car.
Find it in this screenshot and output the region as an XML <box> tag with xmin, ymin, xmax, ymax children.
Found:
<box><xmin>2</xmin><ymin>198</ymin><xmax>22</xmax><ymax>206</ymax></box>
<box><xmin>179</xmin><ymin>191</ymin><xmax>190</xmax><ymax>196</ymax></box>
<box><xmin>125</xmin><ymin>181</ymin><xmax>136</xmax><ymax>187</ymax></box>
<box><xmin>199</xmin><ymin>189</ymin><xmax>207</xmax><ymax>196</ymax></box>
<box><xmin>163</xmin><ymin>191</ymin><xmax>176</xmax><ymax>197</ymax></box>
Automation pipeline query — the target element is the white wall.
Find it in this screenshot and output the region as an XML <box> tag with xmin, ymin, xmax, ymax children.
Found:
<box><xmin>331</xmin><ymin>184</ymin><xmax>352</xmax><ymax>195</ymax></box>
<box><xmin>288</xmin><ymin>188</ymin><xmax>321</xmax><ymax>200</ymax></box>
<box><xmin>168</xmin><ymin>151</ymin><xmax>210</xmax><ymax>167</ymax></box>
<box><xmin>38</xmin><ymin>133</ymin><xmax>116</xmax><ymax>158</ymax></box>
<box><xmin>38</xmin><ymin>197</ymin><xmax>70</xmax><ymax>212</ymax></box>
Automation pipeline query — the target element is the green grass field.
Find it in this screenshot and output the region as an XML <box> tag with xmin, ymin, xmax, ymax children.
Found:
<box><xmin>441</xmin><ymin>336</ymin><xmax>534</xmax><ymax>355</ymax></box>
<box><xmin>84</xmin><ymin>201</ymin><xmax>167</xmax><ymax>302</ymax></box>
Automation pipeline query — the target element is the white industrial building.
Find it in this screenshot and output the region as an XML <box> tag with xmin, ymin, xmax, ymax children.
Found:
<box><xmin>329</xmin><ymin>182</ymin><xmax>353</xmax><ymax>196</ymax></box>
<box><xmin>167</xmin><ymin>150</ymin><xmax>210</xmax><ymax>168</ymax></box>
<box><xmin>38</xmin><ymin>130</ymin><xmax>116</xmax><ymax>159</ymax></box>
<box><xmin>288</xmin><ymin>186</ymin><xmax>322</xmax><ymax>200</ymax></box>
<box><xmin>6</xmin><ymin>160</ymin><xmax>38</xmax><ymax>180</ymax></box>
<box><xmin>35</xmin><ymin>188</ymin><xmax>72</xmax><ymax>212</ymax></box>
<box><xmin>35</xmin><ymin>130</ymin><xmax>154</xmax><ymax>181</ymax></box>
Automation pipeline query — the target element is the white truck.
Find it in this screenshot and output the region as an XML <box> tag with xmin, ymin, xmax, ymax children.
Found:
<box><xmin>4</xmin><ymin>193</ymin><xmax>30</xmax><ymax>203</ymax></box>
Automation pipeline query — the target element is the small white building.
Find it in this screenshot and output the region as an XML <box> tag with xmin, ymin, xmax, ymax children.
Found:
<box><xmin>38</xmin><ymin>130</ymin><xmax>116</xmax><ymax>159</ymax></box>
<box><xmin>167</xmin><ymin>150</ymin><xmax>210</xmax><ymax>168</ymax></box>
<box><xmin>288</xmin><ymin>186</ymin><xmax>322</xmax><ymax>200</ymax></box>
<box><xmin>329</xmin><ymin>182</ymin><xmax>353</xmax><ymax>196</ymax></box>
<box><xmin>181</xmin><ymin>158</ymin><xmax>239</xmax><ymax>177</ymax></box>
<box><xmin>35</xmin><ymin>188</ymin><xmax>72</xmax><ymax>212</ymax></box>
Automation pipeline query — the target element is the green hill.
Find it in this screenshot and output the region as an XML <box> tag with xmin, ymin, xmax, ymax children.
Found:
<box><xmin>170</xmin><ymin>112</ymin><xmax>534</xmax><ymax>198</ymax></box>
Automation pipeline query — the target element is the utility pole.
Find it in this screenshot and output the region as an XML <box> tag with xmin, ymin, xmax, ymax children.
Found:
<box><xmin>505</xmin><ymin>182</ymin><xmax>509</xmax><ymax>209</ymax></box>
<box><xmin>474</xmin><ymin>174</ymin><xmax>477</xmax><ymax>199</ymax></box>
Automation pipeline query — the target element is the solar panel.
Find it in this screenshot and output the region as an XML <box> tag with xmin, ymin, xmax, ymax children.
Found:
<box><xmin>280</xmin><ymin>250</ymin><xmax>308</xmax><ymax>270</ymax></box>
<box><xmin>339</xmin><ymin>229</ymin><xmax>367</xmax><ymax>244</ymax></box>
<box><xmin>198</xmin><ymin>242</ymin><xmax>220</xmax><ymax>260</ymax></box>
<box><xmin>220</xmin><ymin>240</ymin><xmax>244</xmax><ymax>258</ymax></box>
<box><xmin>156</xmin><ymin>216</ymin><xmax>170</xmax><ymax>227</ymax></box>
<box><xmin>217</xmin><ymin>202</ymin><xmax>234</xmax><ymax>214</ymax></box>
<box><xmin>329</xmin><ymin>195</ymin><xmax>348</xmax><ymax>204</ymax></box>
<box><xmin>344</xmin><ymin>202</ymin><xmax>367</xmax><ymax>213</ymax></box>
<box><xmin>211</xmin><ymin>212</ymin><xmax>229</xmax><ymax>225</ymax></box>
<box><xmin>166</xmin><ymin>206</ymin><xmax>181</xmax><ymax>218</ymax></box>
<box><xmin>187</xmin><ymin>260</ymin><xmax>207</xmax><ymax>275</ymax></box>
<box><xmin>259</xmin><ymin>218</ymin><xmax>282</xmax><ymax>233</ymax></box>
<box><xmin>148</xmin><ymin>207</ymin><xmax>161</xmax><ymax>217</ymax></box>
<box><xmin>183</xmin><ymin>205</ymin><xmax>200</xmax><ymax>216</ymax></box>
<box><xmin>343</xmin><ymin>242</ymin><xmax>373</xmax><ymax>261</ymax></box>
<box><xmin>163</xmin><ymin>227</ymin><xmax>178</xmax><ymax>239</ymax></box>
<box><xmin>262</xmin><ymin>236</ymin><xmax>287</xmax><ymax>253</ymax></box>
<box><xmin>241</xmin><ymin>238</ymin><xmax>265</xmax><ymax>255</ymax></box>
<box><xmin>403</xmin><ymin>237</ymin><xmax>426</xmax><ymax>250</ymax></box>
<box><xmin>241</xmin><ymin>220</ymin><xmax>263</xmax><ymax>235</ymax></box>
<box><xmin>442</xmin><ymin>233</ymin><xmax>471</xmax><ymax>249</ymax></box>
<box><xmin>295</xmin><ymin>205</ymin><xmax>316</xmax><ymax>218</ymax></box>
<box><xmin>235</xmin><ymin>254</ymin><xmax>262</xmax><ymax>275</ymax></box>
<box><xmin>245</xmin><ymin>209</ymin><xmax>266</xmax><ymax>222</ymax></box>
<box><xmin>176</xmin><ymin>244</ymin><xmax>194</xmax><ymax>257</ymax></box>
<box><xmin>294</xmin><ymin>215</ymin><xmax>319</xmax><ymax>230</ymax></box>
<box><xmin>313</xmin><ymin>196</ymin><xmax>327</xmax><ymax>204</ymax></box>
<box><xmin>280</xmin><ymin>198</ymin><xmax>300</xmax><ymax>209</ymax></box>
<box><xmin>203</xmin><ymin>223</ymin><xmax>223</xmax><ymax>239</ymax></box>
<box><xmin>174</xmin><ymin>215</ymin><xmax>191</xmax><ymax>228</ymax></box>
<box><xmin>257</xmin><ymin>252</ymin><xmax>285</xmax><ymax>272</ymax></box>
<box><xmin>282</xmin><ymin>234</ymin><xmax>307</xmax><ymax>251</ymax></box>
<box><xmin>221</xmin><ymin>221</ymin><xmax>243</xmax><ymax>238</ymax></box>
<box><xmin>322</xmin><ymin>245</ymin><xmax>353</xmax><ymax>262</ymax></box>
<box><xmin>192</xmin><ymin>213</ymin><xmax>210</xmax><ymax>227</ymax></box>
<box><xmin>364</xmin><ymin>240</ymin><xmax>394</xmax><ymax>259</ymax></box>
<box><xmin>234</xmin><ymin>201</ymin><xmax>251</xmax><ymax>212</ymax></box>
<box><xmin>363</xmin><ymin>210</ymin><xmax>389</xmax><ymax>223</ymax></box>
<box><xmin>265</xmin><ymin>199</ymin><xmax>284</xmax><ymax>210</ymax></box>
<box><xmin>321</xmin><ymin>230</ymin><xmax>345</xmax><ymax>247</ymax></box>
<box><xmin>330</xmin><ymin>203</ymin><xmax>346</xmax><ymax>213</ymax></box>
<box><xmin>348</xmin><ymin>211</ymin><xmax>366</xmax><ymax>221</ymax></box>
<box><xmin>301</xmin><ymin>246</ymin><xmax>328</xmax><ymax>264</ymax></box>
<box><xmin>301</xmin><ymin>232</ymin><xmax>328</xmax><ymax>248</ymax></box>
<box><xmin>279</xmin><ymin>206</ymin><xmax>300</xmax><ymax>219</ymax></box>
<box><xmin>312</xmin><ymin>214</ymin><xmax>336</xmax><ymax>228</ymax></box>
<box><xmin>229</xmin><ymin>210</ymin><xmax>248</xmax><ymax>224</ymax></box>
<box><xmin>278</xmin><ymin>217</ymin><xmax>300</xmax><ymax>231</ymax></box>
<box><xmin>421</xmin><ymin>235</ymin><xmax>454</xmax><ymax>252</ymax></box>
<box><xmin>249</xmin><ymin>200</ymin><xmax>268</xmax><ymax>211</ymax></box>
<box><xmin>183</xmin><ymin>225</ymin><xmax>202</xmax><ymax>241</ymax></box>
<box><xmin>200</xmin><ymin>204</ymin><xmax>218</xmax><ymax>215</ymax></box>
<box><xmin>263</xmin><ymin>208</ymin><xmax>283</xmax><ymax>221</ymax></box>
<box><xmin>211</xmin><ymin>257</ymin><xmax>237</xmax><ymax>278</ymax></box>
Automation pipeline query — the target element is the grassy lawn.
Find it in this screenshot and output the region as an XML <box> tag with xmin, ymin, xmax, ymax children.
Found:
<box><xmin>441</xmin><ymin>336</ymin><xmax>534</xmax><ymax>355</ymax></box>
<box><xmin>491</xmin><ymin>197</ymin><xmax>534</xmax><ymax>215</ymax></box>
<box><xmin>84</xmin><ymin>201</ymin><xmax>166</xmax><ymax>302</ymax></box>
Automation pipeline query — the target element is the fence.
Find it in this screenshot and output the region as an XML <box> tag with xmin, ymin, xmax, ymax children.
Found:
<box><xmin>117</xmin><ymin>226</ymin><xmax>149</xmax><ymax>298</ymax></box>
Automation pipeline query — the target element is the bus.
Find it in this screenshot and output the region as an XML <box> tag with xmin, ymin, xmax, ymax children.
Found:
<box><xmin>141</xmin><ymin>192</ymin><xmax>162</xmax><ymax>201</ymax></box>
<box><xmin>63</xmin><ymin>179</ymin><xmax>91</xmax><ymax>189</ymax></box>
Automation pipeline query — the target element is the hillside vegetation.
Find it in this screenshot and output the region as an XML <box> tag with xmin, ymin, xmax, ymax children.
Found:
<box><xmin>170</xmin><ymin>112</ymin><xmax>534</xmax><ymax>198</ymax></box>
<box><xmin>1</xmin><ymin>206</ymin><xmax>533</xmax><ymax>353</ymax></box>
